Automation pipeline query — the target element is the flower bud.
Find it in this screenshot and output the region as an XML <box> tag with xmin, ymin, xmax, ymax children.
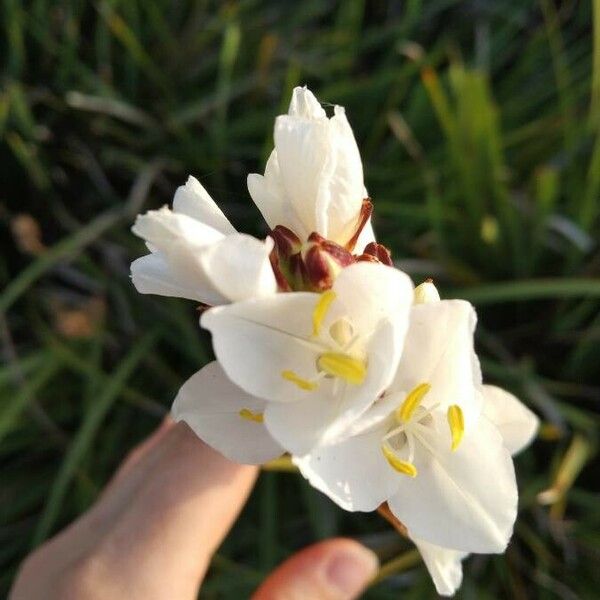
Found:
<box><xmin>414</xmin><ymin>279</ymin><xmax>440</xmax><ymax>304</ymax></box>
<box><xmin>359</xmin><ymin>241</ymin><xmax>393</xmax><ymax>266</ymax></box>
<box><xmin>271</xmin><ymin>225</ymin><xmax>302</xmax><ymax>259</ymax></box>
<box><xmin>268</xmin><ymin>251</ymin><xmax>292</xmax><ymax>292</ymax></box>
<box><xmin>302</xmin><ymin>233</ymin><xmax>355</xmax><ymax>291</ymax></box>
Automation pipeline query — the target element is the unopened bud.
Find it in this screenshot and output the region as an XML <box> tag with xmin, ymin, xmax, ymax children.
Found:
<box><xmin>303</xmin><ymin>233</ymin><xmax>355</xmax><ymax>291</ymax></box>
<box><xmin>414</xmin><ymin>279</ymin><xmax>440</xmax><ymax>304</ymax></box>
<box><xmin>360</xmin><ymin>242</ymin><xmax>393</xmax><ymax>266</ymax></box>
<box><xmin>271</xmin><ymin>225</ymin><xmax>302</xmax><ymax>259</ymax></box>
<box><xmin>355</xmin><ymin>253</ymin><xmax>378</xmax><ymax>263</ymax></box>
<box><xmin>269</xmin><ymin>225</ymin><xmax>305</xmax><ymax>291</ymax></box>
<box><xmin>269</xmin><ymin>251</ymin><xmax>293</xmax><ymax>292</ymax></box>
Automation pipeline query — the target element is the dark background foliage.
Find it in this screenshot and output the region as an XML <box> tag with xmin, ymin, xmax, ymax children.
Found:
<box><xmin>1</xmin><ymin>0</ymin><xmax>599</xmax><ymax>597</ymax></box>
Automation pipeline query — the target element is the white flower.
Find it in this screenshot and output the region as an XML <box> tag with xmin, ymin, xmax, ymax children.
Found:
<box><xmin>247</xmin><ymin>86</ymin><xmax>374</xmax><ymax>249</ymax></box>
<box><xmin>199</xmin><ymin>262</ymin><xmax>413</xmax><ymax>455</ymax></box>
<box><xmin>295</xmin><ymin>294</ymin><xmax>520</xmax><ymax>554</ymax></box>
<box><xmin>411</xmin><ymin>384</ymin><xmax>539</xmax><ymax>596</ymax></box>
<box><xmin>131</xmin><ymin>176</ymin><xmax>277</xmax><ymax>305</ymax></box>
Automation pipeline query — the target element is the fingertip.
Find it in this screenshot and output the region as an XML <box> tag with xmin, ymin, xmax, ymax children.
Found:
<box><xmin>324</xmin><ymin>540</ymin><xmax>379</xmax><ymax>595</ymax></box>
<box><xmin>253</xmin><ymin>538</ymin><xmax>379</xmax><ymax>600</ymax></box>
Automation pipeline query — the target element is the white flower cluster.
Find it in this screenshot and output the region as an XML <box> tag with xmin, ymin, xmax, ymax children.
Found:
<box><xmin>130</xmin><ymin>87</ymin><xmax>539</xmax><ymax>596</ymax></box>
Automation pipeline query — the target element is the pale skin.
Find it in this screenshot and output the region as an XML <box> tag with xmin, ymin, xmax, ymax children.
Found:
<box><xmin>10</xmin><ymin>420</ymin><xmax>379</xmax><ymax>600</ymax></box>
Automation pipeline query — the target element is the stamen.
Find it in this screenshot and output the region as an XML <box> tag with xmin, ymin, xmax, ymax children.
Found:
<box><xmin>412</xmin><ymin>429</ymin><xmax>438</xmax><ymax>457</ymax></box>
<box><xmin>383</xmin><ymin>401</ymin><xmax>440</xmax><ymax>443</ymax></box>
<box><xmin>447</xmin><ymin>404</ymin><xmax>465</xmax><ymax>451</ymax></box>
<box><xmin>382</xmin><ymin>423</ymin><xmax>407</xmax><ymax>442</ymax></box>
<box><xmin>396</xmin><ymin>383</ymin><xmax>431</xmax><ymax>423</ymax></box>
<box><xmin>238</xmin><ymin>408</ymin><xmax>264</xmax><ymax>423</ymax></box>
<box><xmin>407</xmin><ymin>433</ymin><xmax>415</xmax><ymax>463</ymax></box>
<box><xmin>382</xmin><ymin>444</ymin><xmax>418</xmax><ymax>477</ymax></box>
<box><xmin>281</xmin><ymin>370</ymin><xmax>318</xmax><ymax>391</ymax></box>
<box><xmin>317</xmin><ymin>352</ymin><xmax>366</xmax><ymax>385</ymax></box>
<box><xmin>312</xmin><ymin>290</ymin><xmax>337</xmax><ymax>337</ymax></box>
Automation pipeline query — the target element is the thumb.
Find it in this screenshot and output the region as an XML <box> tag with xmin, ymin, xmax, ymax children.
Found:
<box><xmin>252</xmin><ymin>538</ymin><xmax>379</xmax><ymax>600</ymax></box>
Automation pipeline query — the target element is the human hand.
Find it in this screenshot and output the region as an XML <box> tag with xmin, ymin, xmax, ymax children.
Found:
<box><xmin>11</xmin><ymin>420</ymin><xmax>379</xmax><ymax>599</ymax></box>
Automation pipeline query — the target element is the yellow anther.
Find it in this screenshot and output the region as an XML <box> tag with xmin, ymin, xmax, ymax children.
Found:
<box><xmin>312</xmin><ymin>290</ymin><xmax>337</xmax><ymax>337</ymax></box>
<box><xmin>382</xmin><ymin>444</ymin><xmax>418</xmax><ymax>477</ymax></box>
<box><xmin>447</xmin><ymin>404</ymin><xmax>465</xmax><ymax>451</ymax></box>
<box><xmin>281</xmin><ymin>370</ymin><xmax>318</xmax><ymax>391</ymax></box>
<box><xmin>396</xmin><ymin>382</ymin><xmax>431</xmax><ymax>423</ymax></box>
<box><xmin>239</xmin><ymin>408</ymin><xmax>264</xmax><ymax>423</ymax></box>
<box><xmin>317</xmin><ymin>352</ymin><xmax>366</xmax><ymax>385</ymax></box>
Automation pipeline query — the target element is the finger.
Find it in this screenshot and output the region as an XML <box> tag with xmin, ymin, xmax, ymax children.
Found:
<box><xmin>25</xmin><ymin>422</ymin><xmax>258</xmax><ymax>600</ymax></box>
<box><xmin>252</xmin><ymin>538</ymin><xmax>379</xmax><ymax>600</ymax></box>
<box><xmin>90</xmin><ymin>422</ymin><xmax>258</xmax><ymax>589</ymax></box>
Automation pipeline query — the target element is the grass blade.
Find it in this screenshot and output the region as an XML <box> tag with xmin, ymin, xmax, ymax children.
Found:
<box><xmin>31</xmin><ymin>329</ymin><xmax>160</xmax><ymax>546</ymax></box>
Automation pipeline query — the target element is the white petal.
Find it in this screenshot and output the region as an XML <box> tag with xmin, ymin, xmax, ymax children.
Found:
<box><xmin>131</xmin><ymin>205</ymin><xmax>230</xmax><ymax>304</ymax></box>
<box><xmin>390</xmin><ymin>300</ymin><xmax>483</xmax><ymax>430</ymax></box>
<box><xmin>130</xmin><ymin>253</ymin><xmax>214</xmax><ymax>303</ymax></box>
<box><xmin>324</xmin><ymin>318</ymin><xmax>406</xmax><ymax>442</ymax></box>
<box><xmin>332</xmin><ymin>262</ymin><xmax>414</xmax><ymax>337</ymax></box>
<box><xmin>413</xmin><ymin>538</ymin><xmax>467</xmax><ymax>597</ymax></box>
<box><xmin>264</xmin><ymin>318</ymin><xmax>403</xmax><ymax>454</ymax></box>
<box><xmin>342</xmin><ymin>389</ymin><xmax>404</xmax><ymax>437</ymax></box>
<box><xmin>172</xmin><ymin>176</ymin><xmax>236</xmax><ymax>235</ymax></box>
<box><xmin>316</xmin><ymin>106</ymin><xmax>365</xmax><ymax>242</ymax></box>
<box><xmin>274</xmin><ymin>113</ymin><xmax>334</xmax><ymax>236</ymax></box>
<box><xmin>201</xmin><ymin>292</ymin><xmax>328</xmax><ymax>404</ymax></box>
<box><xmin>288</xmin><ymin>86</ymin><xmax>326</xmax><ymax>119</ymax></box>
<box><xmin>247</xmin><ymin>152</ymin><xmax>309</xmax><ymax>237</ymax></box>
<box><xmin>482</xmin><ymin>385</ymin><xmax>539</xmax><ymax>455</ymax></box>
<box><xmin>293</xmin><ymin>425</ymin><xmax>400</xmax><ymax>511</ymax></box>
<box><xmin>132</xmin><ymin>206</ymin><xmax>224</xmax><ymax>252</ymax></box>
<box><xmin>247</xmin><ymin>152</ymin><xmax>285</xmax><ymax>231</ymax></box>
<box><xmin>388</xmin><ymin>415</ymin><xmax>517</xmax><ymax>553</ymax></box>
<box><xmin>264</xmin><ymin>392</ymin><xmax>338</xmax><ymax>455</ymax></box>
<box><xmin>172</xmin><ymin>361</ymin><xmax>283</xmax><ymax>464</ymax></box>
<box><xmin>199</xmin><ymin>234</ymin><xmax>277</xmax><ymax>301</ymax></box>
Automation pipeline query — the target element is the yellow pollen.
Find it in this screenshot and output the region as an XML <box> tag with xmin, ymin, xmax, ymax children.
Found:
<box><xmin>447</xmin><ymin>404</ymin><xmax>465</xmax><ymax>451</ymax></box>
<box><xmin>396</xmin><ymin>382</ymin><xmax>431</xmax><ymax>423</ymax></box>
<box><xmin>239</xmin><ymin>408</ymin><xmax>264</xmax><ymax>423</ymax></box>
<box><xmin>281</xmin><ymin>370</ymin><xmax>318</xmax><ymax>391</ymax></box>
<box><xmin>312</xmin><ymin>290</ymin><xmax>337</xmax><ymax>337</ymax></box>
<box><xmin>382</xmin><ymin>444</ymin><xmax>418</xmax><ymax>477</ymax></box>
<box><xmin>316</xmin><ymin>352</ymin><xmax>366</xmax><ymax>385</ymax></box>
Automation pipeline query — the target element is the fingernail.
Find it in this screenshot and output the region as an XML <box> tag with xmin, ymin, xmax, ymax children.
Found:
<box><xmin>325</xmin><ymin>544</ymin><xmax>379</xmax><ymax>596</ymax></box>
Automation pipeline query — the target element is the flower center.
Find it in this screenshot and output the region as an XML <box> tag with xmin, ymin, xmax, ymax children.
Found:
<box><xmin>381</xmin><ymin>383</ymin><xmax>465</xmax><ymax>477</ymax></box>
<box><xmin>280</xmin><ymin>291</ymin><xmax>367</xmax><ymax>392</ymax></box>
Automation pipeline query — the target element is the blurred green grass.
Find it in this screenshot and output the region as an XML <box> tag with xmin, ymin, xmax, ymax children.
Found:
<box><xmin>1</xmin><ymin>0</ymin><xmax>599</xmax><ymax>597</ymax></box>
